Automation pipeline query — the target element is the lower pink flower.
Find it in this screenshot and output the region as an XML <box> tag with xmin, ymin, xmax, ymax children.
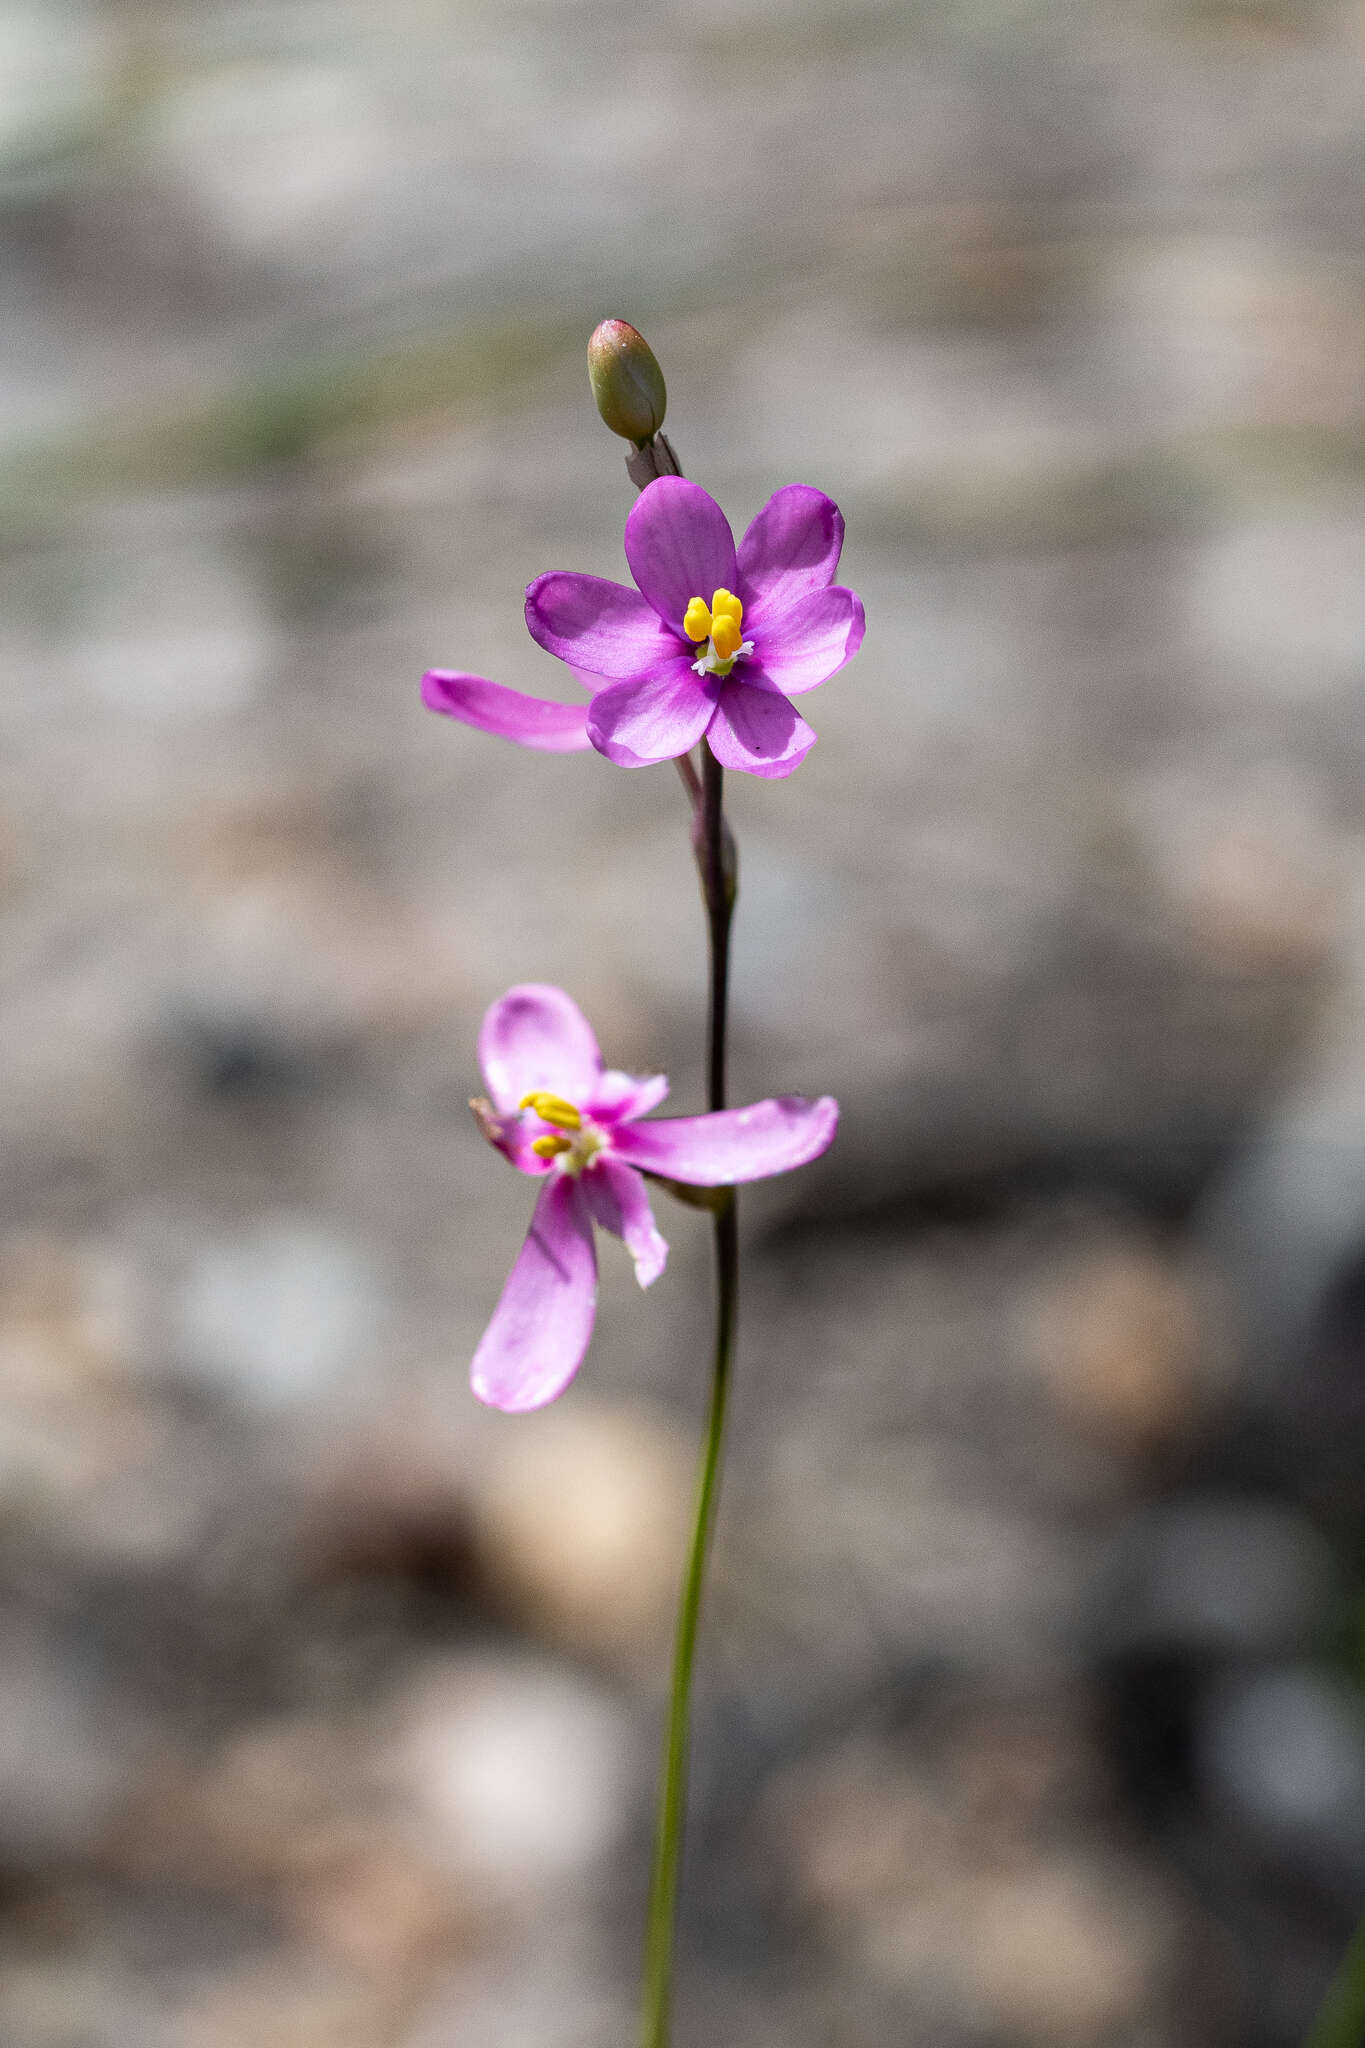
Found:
<box><xmin>469</xmin><ymin>984</ymin><xmax>839</xmax><ymax>1410</ymax></box>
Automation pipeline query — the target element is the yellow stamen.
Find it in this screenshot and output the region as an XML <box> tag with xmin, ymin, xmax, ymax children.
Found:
<box><xmin>531</xmin><ymin>1133</ymin><xmax>572</xmax><ymax>1159</ymax></box>
<box><xmin>518</xmin><ymin>1090</ymin><xmax>582</xmax><ymax>1130</ymax></box>
<box><xmin>683</xmin><ymin>596</ymin><xmax>712</xmax><ymax>643</ymax></box>
<box><xmin>710</xmin><ymin>588</ymin><xmax>743</xmax><ymax>626</ymax></box>
<box><xmin>710</xmin><ymin>614</ymin><xmax>742</xmax><ymax>661</ymax></box>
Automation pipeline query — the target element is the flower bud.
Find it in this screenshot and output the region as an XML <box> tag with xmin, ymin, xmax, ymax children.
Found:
<box><xmin>587</xmin><ymin>319</ymin><xmax>667</xmax><ymax>445</ymax></box>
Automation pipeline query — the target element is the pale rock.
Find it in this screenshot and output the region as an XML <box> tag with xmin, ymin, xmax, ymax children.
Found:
<box><xmin>1202</xmin><ymin>1666</ymin><xmax>1365</xmax><ymax>1863</ymax></box>
<box><xmin>1018</xmin><ymin>1227</ymin><xmax>1226</xmax><ymax>1463</ymax></box>
<box><xmin>1128</xmin><ymin>754</ymin><xmax>1346</xmax><ymax>965</ymax></box>
<box><xmin>62</xmin><ymin>540</ymin><xmax>278</xmax><ymax>722</ymax></box>
<box><xmin>0</xmin><ymin>0</ymin><xmax>116</xmax><ymax>169</ymax></box>
<box><xmin>401</xmin><ymin>1956</ymin><xmax>631</xmax><ymax>2048</ymax></box>
<box><xmin>0</xmin><ymin>1619</ymin><xmax>126</xmax><ymax>1866</ymax></box>
<box><xmin>469</xmin><ymin>1398</ymin><xmax>692</xmax><ymax>1678</ymax></box>
<box><xmin>938</xmin><ymin>1855</ymin><xmax>1175</xmax><ymax>2044</ymax></box>
<box><xmin>0</xmin><ymin>1229</ymin><xmax>199</xmax><ymax>1564</ymax></box>
<box><xmin>1188</xmin><ymin>514</ymin><xmax>1365</xmax><ymax>704</ymax></box>
<box><xmin>149</xmin><ymin>64</ymin><xmax>386</xmax><ymax>263</ymax></box>
<box><xmin>1103</xmin><ymin>1497</ymin><xmax>1336</xmax><ymax>1657</ymax></box>
<box><xmin>389</xmin><ymin>1652</ymin><xmax>636</xmax><ymax>1902</ymax></box>
<box><xmin>174</xmin><ymin>1951</ymin><xmax>393</xmax><ymax>2048</ymax></box>
<box><xmin>769</xmin><ymin>1731</ymin><xmax>1180</xmax><ymax>2045</ymax></box>
<box><xmin>171</xmin><ymin>1214</ymin><xmax>388</xmax><ymax>1412</ymax></box>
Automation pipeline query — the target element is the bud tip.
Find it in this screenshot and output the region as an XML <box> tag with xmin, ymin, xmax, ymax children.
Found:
<box><xmin>587</xmin><ymin>318</ymin><xmax>667</xmax><ymax>445</ymax></box>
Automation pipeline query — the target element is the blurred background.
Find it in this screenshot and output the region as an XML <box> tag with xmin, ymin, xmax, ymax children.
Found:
<box><xmin>3</xmin><ymin>0</ymin><xmax>1365</xmax><ymax>2041</ymax></box>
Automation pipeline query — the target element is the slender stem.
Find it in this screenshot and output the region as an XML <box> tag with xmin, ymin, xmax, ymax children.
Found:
<box><xmin>641</xmin><ymin>753</ymin><xmax>739</xmax><ymax>2048</ymax></box>
<box><xmin>699</xmin><ymin>751</ymin><xmax>734</xmax><ymax>1114</ymax></box>
<box><xmin>1307</xmin><ymin>1909</ymin><xmax>1365</xmax><ymax>2048</ymax></box>
<box><xmin>623</xmin><ymin>432</ymin><xmax>740</xmax><ymax>2047</ymax></box>
<box><xmin>641</xmin><ymin>1188</ymin><xmax>738</xmax><ymax>2048</ymax></box>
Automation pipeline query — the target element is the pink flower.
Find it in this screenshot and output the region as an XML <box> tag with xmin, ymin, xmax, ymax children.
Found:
<box><xmin>469</xmin><ymin>984</ymin><xmax>838</xmax><ymax>1411</ymax></box>
<box><xmin>423</xmin><ymin>479</ymin><xmax>864</xmax><ymax>780</ymax></box>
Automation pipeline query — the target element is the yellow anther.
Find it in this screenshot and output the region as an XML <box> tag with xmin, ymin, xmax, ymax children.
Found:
<box><xmin>710</xmin><ymin>614</ymin><xmax>743</xmax><ymax>661</ymax></box>
<box><xmin>518</xmin><ymin>1090</ymin><xmax>582</xmax><ymax>1131</ymax></box>
<box><xmin>683</xmin><ymin>596</ymin><xmax>713</xmax><ymax>643</ymax></box>
<box><xmin>710</xmin><ymin>588</ymin><xmax>743</xmax><ymax>626</ymax></box>
<box><xmin>531</xmin><ymin>1133</ymin><xmax>572</xmax><ymax>1159</ymax></box>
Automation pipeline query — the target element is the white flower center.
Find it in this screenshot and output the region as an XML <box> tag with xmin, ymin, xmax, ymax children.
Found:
<box><xmin>691</xmin><ymin>635</ymin><xmax>754</xmax><ymax>680</ymax></box>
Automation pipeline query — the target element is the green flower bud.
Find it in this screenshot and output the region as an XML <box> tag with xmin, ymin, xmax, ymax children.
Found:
<box><xmin>587</xmin><ymin>319</ymin><xmax>667</xmax><ymax>445</ymax></box>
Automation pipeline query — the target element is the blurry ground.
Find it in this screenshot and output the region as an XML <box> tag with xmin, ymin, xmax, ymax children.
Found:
<box><xmin>3</xmin><ymin>0</ymin><xmax>1365</xmax><ymax>2041</ymax></box>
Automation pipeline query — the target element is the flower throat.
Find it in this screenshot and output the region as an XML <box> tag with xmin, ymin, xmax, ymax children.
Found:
<box><xmin>684</xmin><ymin>588</ymin><xmax>754</xmax><ymax>679</ymax></box>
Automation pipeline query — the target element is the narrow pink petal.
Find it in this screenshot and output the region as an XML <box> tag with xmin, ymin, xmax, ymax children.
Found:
<box><xmin>586</xmin><ymin>659</ymin><xmax>718</xmax><ymax>768</ymax></box>
<box><xmin>705</xmin><ymin>681</ymin><xmax>817</xmax><ymax>780</ymax></box>
<box><xmin>581</xmin><ymin>1157</ymin><xmax>668</xmax><ymax>1287</ymax></box>
<box><xmin>624</xmin><ymin>477</ymin><xmax>737</xmax><ymax>633</ymax></box>
<box><xmin>588</xmin><ymin>1070</ymin><xmax>671</xmax><ymax>1122</ymax></box>
<box><xmin>471</xmin><ymin>1177</ymin><xmax>598</xmax><ymax>1411</ymax></box>
<box><xmin>525</xmin><ymin>573</ymin><xmax>681</xmax><ymax>679</ymax></box>
<box><xmin>735</xmin><ymin>485</ymin><xmax>844</xmax><ymax>625</ymax></box>
<box><xmin>749</xmin><ymin>586</ymin><xmax>865</xmax><ymax>694</ymax></box>
<box><xmin>612</xmin><ymin>1095</ymin><xmax>839</xmax><ymax>1184</ymax></box>
<box><xmin>479</xmin><ymin>984</ymin><xmax>603</xmax><ymax>1114</ymax></box>
<box><xmin>421</xmin><ymin>672</ymin><xmax>592</xmax><ymax>752</ymax></box>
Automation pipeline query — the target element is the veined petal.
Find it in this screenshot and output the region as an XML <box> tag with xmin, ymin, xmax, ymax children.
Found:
<box><xmin>587</xmin><ymin>660</ymin><xmax>717</xmax><ymax>768</ymax></box>
<box><xmin>471</xmin><ymin>1177</ymin><xmax>598</xmax><ymax>1411</ymax></box>
<box><xmin>612</xmin><ymin>1095</ymin><xmax>839</xmax><ymax>1184</ymax></box>
<box><xmin>479</xmin><ymin>984</ymin><xmax>603</xmax><ymax>1114</ymax></box>
<box><xmin>705</xmin><ymin>681</ymin><xmax>817</xmax><ymax>779</ymax></box>
<box><xmin>588</xmin><ymin>1070</ymin><xmax>670</xmax><ymax>1122</ymax></box>
<box><xmin>624</xmin><ymin>477</ymin><xmax>737</xmax><ymax>632</ymax></box>
<box><xmin>750</xmin><ymin>586</ymin><xmax>864</xmax><ymax>694</ymax></box>
<box><xmin>736</xmin><ymin>485</ymin><xmax>844</xmax><ymax>625</ymax></box>
<box><xmin>581</xmin><ymin>1157</ymin><xmax>668</xmax><ymax>1287</ymax></box>
<box><xmin>525</xmin><ymin>573</ymin><xmax>681</xmax><ymax>679</ymax></box>
<box><xmin>421</xmin><ymin>671</ymin><xmax>592</xmax><ymax>752</ymax></box>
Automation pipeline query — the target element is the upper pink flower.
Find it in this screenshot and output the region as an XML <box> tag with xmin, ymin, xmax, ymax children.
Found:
<box><xmin>469</xmin><ymin>984</ymin><xmax>839</xmax><ymax>1411</ymax></box>
<box><xmin>423</xmin><ymin>479</ymin><xmax>864</xmax><ymax>780</ymax></box>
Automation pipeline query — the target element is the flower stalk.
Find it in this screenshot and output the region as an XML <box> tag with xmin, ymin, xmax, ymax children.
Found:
<box><xmin>642</xmin><ymin>1188</ymin><xmax>737</xmax><ymax>2048</ymax></box>
<box><xmin>642</xmin><ymin>746</ymin><xmax>739</xmax><ymax>2048</ymax></box>
<box><xmin>626</xmin><ymin>432</ymin><xmax>683</xmax><ymax>489</ymax></box>
<box><xmin>631</xmin><ymin>364</ymin><xmax>742</xmax><ymax>2040</ymax></box>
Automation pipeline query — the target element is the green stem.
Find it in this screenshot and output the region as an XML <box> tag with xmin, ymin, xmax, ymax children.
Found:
<box><xmin>699</xmin><ymin>751</ymin><xmax>734</xmax><ymax>1115</ymax></box>
<box><xmin>641</xmin><ymin>1192</ymin><xmax>737</xmax><ymax>2048</ymax></box>
<box><xmin>641</xmin><ymin>751</ymin><xmax>738</xmax><ymax>2048</ymax></box>
<box><xmin>1307</xmin><ymin>1909</ymin><xmax>1365</xmax><ymax>2048</ymax></box>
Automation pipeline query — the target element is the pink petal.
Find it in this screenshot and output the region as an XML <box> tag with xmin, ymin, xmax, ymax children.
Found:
<box><xmin>749</xmin><ymin>587</ymin><xmax>865</xmax><ymax>694</ymax></box>
<box><xmin>525</xmin><ymin>573</ymin><xmax>681</xmax><ymax>679</ymax></box>
<box><xmin>735</xmin><ymin>485</ymin><xmax>844</xmax><ymax>625</ymax></box>
<box><xmin>588</xmin><ymin>1070</ymin><xmax>671</xmax><ymax>1122</ymax></box>
<box><xmin>581</xmin><ymin>1157</ymin><xmax>668</xmax><ymax>1287</ymax></box>
<box><xmin>624</xmin><ymin>477</ymin><xmax>737</xmax><ymax>633</ymax></box>
<box><xmin>705</xmin><ymin>681</ymin><xmax>817</xmax><ymax>779</ymax></box>
<box><xmin>471</xmin><ymin>1177</ymin><xmax>598</xmax><ymax>1411</ymax></box>
<box><xmin>586</xmin><ymin>659</ymin><xmax>718</xmax><ymax>768</ymax></box>
<box><xmin>612</xmin><ymin>1095</ymin><xmax>839</xmax><ymax>1184</ymax></box>
<box><xmin>421</xmin><ymin>671</ymin><xmax>592</xmax><ymax>752</ymax></box>
<box><xmin>479</xmin><ymin>984</ymin><xmax>603</xmax><ymax>1114</ymax></box>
